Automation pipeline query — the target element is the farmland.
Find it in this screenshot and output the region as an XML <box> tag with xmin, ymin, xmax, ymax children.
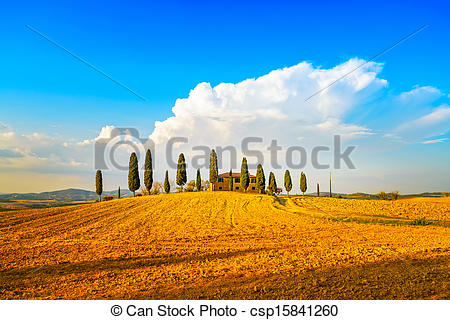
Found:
<box><xmin>0</xmin><ymin>192</ymin><xmax>448</xmax><ymax>299</ymax></box>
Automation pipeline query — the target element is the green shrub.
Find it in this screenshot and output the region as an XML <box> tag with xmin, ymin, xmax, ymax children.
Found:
<box><xmin>377</xmin><ymin>191</ymin><xmax>388</xmax><ymax>200</ymax></box>
<box><xmin>390</xmin><ymin>191</ymin><xmax>400</xmax><ymax>200</ymax></box>
<box><xmin>185</xmin><ymin>180</ymin><xmax>196</xmax><ymax>192</ymax></box>
<box><xmin>150</xmin><ymin>182</ymin><xmax>162</xmax><ymax>195</ymax></box>
<box><xmin>410</xmin><ymin>217</ymin><xmax>431</xmax><ymax>226</ymax></box>
<box><xmin>103</xmin><ymin>196</ymin><xmax>114</xmax><ymax>201</ymax></box>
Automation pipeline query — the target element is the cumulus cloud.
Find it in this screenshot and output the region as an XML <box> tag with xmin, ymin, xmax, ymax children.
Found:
<box><xmin>76</xmin><ymin>125</ymin><xmax>118</xmax><ymax>146</ymax></box>
<box><xmin>150</xmin><ymin>59</ymin><xmax>386</xmax><ymax>150</ymax></box>
<box><xmin>80</xmin><ymin>59</ymin><xmax>445</xmax><ymax>174</ymax></box>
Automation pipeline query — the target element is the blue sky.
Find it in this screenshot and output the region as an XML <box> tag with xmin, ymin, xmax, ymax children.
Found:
<box><xmin>0</xmin><ymin>1</ymin><xmax>449</xmax><ymax>193</ymax></box>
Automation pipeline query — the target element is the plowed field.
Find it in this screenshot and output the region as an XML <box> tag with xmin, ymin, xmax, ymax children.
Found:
<box><xmin>0</xmin><ymin>193</ymin><xmax>448</xmax><ymax>299</ymax></box>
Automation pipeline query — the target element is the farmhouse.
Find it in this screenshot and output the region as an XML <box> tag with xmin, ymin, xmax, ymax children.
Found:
<box><xmin>210</xmin><ymin>172</ymin><xmax>258</xmax><ymax>192</ymax></box>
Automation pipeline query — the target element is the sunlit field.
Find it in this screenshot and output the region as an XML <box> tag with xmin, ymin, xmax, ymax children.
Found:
<box><xmin>0</xmin><ymin>192</ymin><xmax>448</xmax><ymax>299</ymax></box>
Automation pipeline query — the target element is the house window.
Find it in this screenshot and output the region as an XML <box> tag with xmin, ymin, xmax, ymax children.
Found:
<box><xmin>236</xmin><ymin>187</ymin><xmax>239</xmax><ymax>190</ymax></box>
<box><xmin>252</xmin><ymin>187</ymin><xmax>255</xmax><ymax>190</ymax></box>
<box><xmin>251</xmin><ymin>178</ymin><xmax>256</xmax><ymax>183</ymax></box>
<box><xmin>219</xmin><ymin>186</ymin><xmax>222</xmax><ymax>190</ymax></box>
<box><xmin>218</xmin><ymin>178</ymin><xmax>223</xmax><ymax>182</ymax></box>
<box><xmin>235</xmin><ymin>178</ymin><xmax>240</xmax><ymax>183</ymax></box>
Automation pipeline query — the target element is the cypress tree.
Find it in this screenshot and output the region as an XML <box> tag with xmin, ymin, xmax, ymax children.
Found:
<box><xmin>268</xmin><ymin>172</ymin><xmax>277</xmax><ymax>196</ymax></box>
<box><xmin>209</xmin><ymin>149</ymin><xmax>218</xmax><ymax>189</ymax></box>
<box><xmin>128</xmin><ymin>152</ymin><xmax>140</xmax><ymax>197</ymax></box>
<box><xmin>196</xmin><ymin>169</ymin><xmax>202</xmax><ymax>191</ymax></box>
<box><xmin>118</xmin><ymin>186</ymin><xmax>121</xmax><ymax>199</ymax></box>
<box><xmin>229</xmin><ymin>170</ymin><xmax>233</xmax><ymax>191</ymax></box>
<box><xmin>164</xmin><ymin>170</ymin><xmax>170</xmax><ymax>194</ymax></box>
<box><xmin>144</xmin><ymin>149</ymin><xmax>153</xmax><ymax>193</ymax></box>
<box><xmin>256</xmin><ymin>164</ymin><xmax>265</xmax><ymax>194</ymax></box>
<box><xmin>300</xmin><ymin>171</ymin><xmax>307</xmax><ymax>196</ymax></box>
<box><xmin>176</xmin><ymin>153</ymin><xmax>187</xmax><ymax>191</ymax></box>
<box><xmin>317</xmin><ymin>183</ymin><xmax>320</xmax><ymax>197</ymax></box>
<box><xmin>284</xmin><ymin>170</ymin><xmax>292</xmax><ymax>197</ymax></box>
<box><xmin>95</xmin><ymin>170</ymin><xmax>103</xmax><ymax>201</ymax></box>
<box><xmin>240</xmin><ymin>157</ymin><xmax>249</xmax><ymax>192</ymax></box>
<box><xmin>329</xmin><ymin>172</ymin><xmax>332</xmax><ymax>198</ymax></box>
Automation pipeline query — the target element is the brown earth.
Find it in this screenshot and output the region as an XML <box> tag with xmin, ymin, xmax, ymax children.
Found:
<box><xmin>0</xmin><ymin>192</ymin><xmax>448</xmax><ymax>299</ymax></box>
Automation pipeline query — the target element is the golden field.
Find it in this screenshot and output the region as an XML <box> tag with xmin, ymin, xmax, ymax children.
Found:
<box><xmin>0</xmin><ymin>192</ymin><xmax>448</xmax><ymax>299</ymax></box>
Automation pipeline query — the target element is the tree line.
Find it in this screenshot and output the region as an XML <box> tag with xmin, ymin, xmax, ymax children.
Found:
<box><xmin>95</xmin><ymin>148</ymin><xmax>310</xmax><ymax>200</ymax></box>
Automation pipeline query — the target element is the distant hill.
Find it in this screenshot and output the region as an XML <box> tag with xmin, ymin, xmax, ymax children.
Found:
<box><xmin>343</xmin><ymin>192</ymin><xmax>449</xmax><ymax>200</ymax></box>
<box><xmin>300</xmin><ymin>191</ymin><xmax>449</xmax><ymax>200</ymax></box>
<box><xmin>0</xmin><ymin>188</ymin><xmax>131</xmax><ymax>202</ymax></box>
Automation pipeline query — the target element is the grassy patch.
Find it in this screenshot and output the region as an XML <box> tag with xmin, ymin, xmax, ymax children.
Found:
<box><xmin>410</xmin><ymin>217</ymin><xmax>432</xmax><ymax>226</ymax></box>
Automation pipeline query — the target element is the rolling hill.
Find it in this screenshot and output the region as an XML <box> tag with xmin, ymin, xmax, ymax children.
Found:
<box><xmin>0</xmin><ymin>192</ymin><xmax>448</xmax><ymax>299</ymax></box>
<box><xmin>0</xmin><ymin>188</ymin><xmax>130</xmax><ymax>202</ymax></box>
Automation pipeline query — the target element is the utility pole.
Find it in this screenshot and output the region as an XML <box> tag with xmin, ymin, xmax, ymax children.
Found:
<box><xmin>329</xmin><ymin>171</ymin><xmax>332</xmax><ymax>197</ymax></box>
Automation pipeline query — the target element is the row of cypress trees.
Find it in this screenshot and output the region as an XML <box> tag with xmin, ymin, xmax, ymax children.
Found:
<box><xmin>96</xmin><ymin>149</ymin><xmax>197</xmax><ymax>199</ymax></box>
<box><xmin>255</xmin><ymin>166</ymin><xmax>307</xmax><ymax>196</ymax></box>
<box><xmin>96</xmin><ymin>148</ymin><xmax>310</xmax><ymax>199</ymax></box>
<box><xmin>95</xmin><ymin>149</ymin><xmax>154</xmax><ymax>200</ymax></box>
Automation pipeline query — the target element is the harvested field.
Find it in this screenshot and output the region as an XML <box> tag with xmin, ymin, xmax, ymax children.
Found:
<box><xmin>0</xmin><ymin>192</ymin><xmax>448</xmax><ymax>299</ymax></box>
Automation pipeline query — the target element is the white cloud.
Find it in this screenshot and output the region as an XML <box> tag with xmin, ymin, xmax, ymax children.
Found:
<box><xmin>76</xmin><ymin>139</ymin><xmax>93</xmax><ymax>146</ymax></box>
<box><xmin>414</xmin><ymin>105</ymin><xmax>450</xmax><ymax>125</ymax></box>
<box><xmin>0</xmin><ymin>131</ymin><xmax>54</xmax><ymax>150</ymax></box>
<box><xmin>397</xmin><ymin>85</ymin><xmax>442</xmax><ymax>105</ymax></box>
<box><xmin>421</xmin><ymin>138</ymin><xmax>448</xmax><ymax>144</ymax></box>
<box><xmin>144</xmin><ymin>59</ymin><xmax>450</xmax><ymax>177</ymax></box>
<box><xmin>76</xmin><ymin>125</ymin><xmax>118</xmax><ymax>146</ymax></box>
<box><xmin>97</xmin><ymin>125</ymin><xmax>118</xmax><ymax>140</ymax></box>
<box><xmin>0</xmin><ymin>131</ymin><xmax>89</xmax><ymax>171</ymax></box>
<box><xmin>150</xmin><ymin>59</ymin><xmax>386</xmax><ymax>149</ymax></box>
<box><xmin>394</xmin><ymin>105</ymin><xmax>450</xmax><ymax>140</ymax></box>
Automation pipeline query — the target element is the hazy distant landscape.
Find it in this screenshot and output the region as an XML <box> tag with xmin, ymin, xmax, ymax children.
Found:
<box><xmin>0</xmin><ymin>189</ymin><xmax>131</xmax><ymax>211</ymax></box>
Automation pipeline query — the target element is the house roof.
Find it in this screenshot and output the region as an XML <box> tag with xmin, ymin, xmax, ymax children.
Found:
<box><xmin>217</xmin><ymin>172</ymin><xmax>256</xmax><ymax>178</ymax></box>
